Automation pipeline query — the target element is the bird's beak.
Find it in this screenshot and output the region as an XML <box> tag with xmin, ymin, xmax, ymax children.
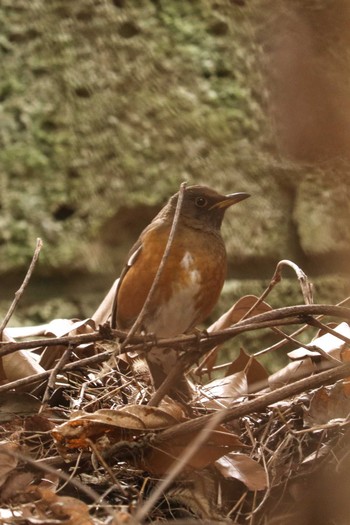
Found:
<box><xmin>211</xmin><ymin>192</ymin><xmax>250</xmax><ymax>210</ymax></box>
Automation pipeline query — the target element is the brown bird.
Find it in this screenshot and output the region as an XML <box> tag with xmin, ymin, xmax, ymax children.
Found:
<box><xmin>113</xmin><ymin>185</ymin><xmax>250</xmax><ymax>400</ymax></box>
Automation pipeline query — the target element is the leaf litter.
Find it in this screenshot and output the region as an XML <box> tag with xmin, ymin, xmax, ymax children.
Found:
<box><xmin>1</xmin><ymin>254</ymin><xmax>350</xmax><ymax>524</ymax></box>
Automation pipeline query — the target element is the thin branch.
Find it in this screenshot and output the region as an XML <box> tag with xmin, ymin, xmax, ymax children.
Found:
<box><xmin>1</xmin><ymin>304</ymin><xmax>350</xmax><ymax>395</ymax></box>
<box><xmin>255</xmin><ymin>296</ymin><xmax>350</xmax><ymax>357</ymax></box>
<box><xmin>271</xmin><ymin>326</ymin><xmax>342</xmax><ymax>364</ymax></box>
<box><xmin>40</xmin><ymin>345</ymin><xmax>73</xmax><ymax>408</ymax></box>
<box><xmin>1</xmin><ymin>304</ymin><xmax>350</xmax><ymax>359</ymax></box>
<box><xmin>0</xmin><ymin>350</ymin><xmax>114</xmax><ymax>394</ymax></box>
<box><xmin>305</xmin><ymin>316</ymin><xmax>350</xmax><ymax>346</ymax></box>
<box><xmin>2</xmin><ymin>448</ymin><xmax>121</xmax><ymax>523</ymax></box>
<box><xmin>154</xmin><ymin>361</ymin><xmax>350</xmax><ymax>445</ymax></box>
<box><xmin>134</xmin><ymin>408</ymin><xmax>226</xmax><ymax>521</ymax></box>
<box><xmin>119</xmin><ymin>182</ymin><xmax>187</xmax><ymax>351</ymax></box>
<box><xmin>241</xmin><ymin>259</ymin><xmax>313</xmax><ymax>323</ymax></box>
<box><xmin>0</xmin><ymin>238</ymin><xmax>43</xmax><ymax>337</ymax></box>
<box><xmin>147</xmin><ymin>358</ymin><xmax>188</xmax><ymax>406</ymax></box>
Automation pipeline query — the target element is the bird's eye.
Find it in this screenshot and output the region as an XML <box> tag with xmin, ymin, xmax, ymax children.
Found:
<box><xmin>195</xmin><ymin>196</ymin><xmax>208</xmax><ymax>208</ymax></box>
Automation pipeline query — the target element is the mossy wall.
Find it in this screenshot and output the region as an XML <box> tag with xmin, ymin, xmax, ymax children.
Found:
<box><xmin>1</xmin><ymin>0</ymin><xmax>350</xmax><ymax>324</ymax></box>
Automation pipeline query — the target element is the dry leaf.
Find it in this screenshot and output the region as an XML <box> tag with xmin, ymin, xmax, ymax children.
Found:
<box><xmin>216</xmin><ymin>452</ymin><xmax>267</xmax><ymax>491</ymax></box>
<box><xmin>52</xmin><ymin>404</ymin><xmax>185</xmax><ymax>450</ymax></box>
<box><xmin>44</xmin><ymin>318</ymin><xmax>96</xmax><ymax>338</ymax></box>
<box><xmin>269</xmin><ymin>357</ymin><xmax>318</xmax><ymax>389</ymax></box>
<box><xmin>0</xmin><ymin>441</ymin><xmax>19</xmax><ymax>489</ymax></box>
<box><xmin>288</xmin><ymin>322</ymin><xmax>350</xmax><ymax>361</ymax></box>
<box><xmin>35</xmin><ymin>488</ymin><xmax>93</xmax><ymax>525</ymax></box>
<box><xmin>0</xmin><ymin>472</ymin><xmax>34</xmax><ymax>502</ymax></box>
<box><xmin>0</xmin><ymin>329</ymin><xmax>44</xmax><ymax>386</ymax></box>
<box><xmin>91</xmin><ymin>278</ymin><xmax>119</xmax><ymax>325</ymax></box>
<box><xmin>142</xmin><ymin>427</ymin><xmax>244</xmax><ymax>475</ymax></box>
<box><xmin>225</xmin><ymin>348</ymin><xmax>268</xmax><ymax>391</ymax></box>
<box><xmin>40</xmin><ymin>318</ymin><xmax>96</xmax><ymax>369</ymax></box>
<box><xmin>208</xmin><ymin>295</ymin><xmax>272</xmax><ymax>333</ymax></box>
<box><xmin>0</xmin><ymin>393</ymin><xmax>41</xmax><ymax>422</ymax></box>
<box><xmin>5</xmin><ymin>324</ymin><xmax>50</xmax><ymax>339</ymax></box>
<box><xmin>305</xmin><ymin>382</ymin><xmax>350</xmax><ymax>426</ymax></box>
<box><xmin>2</xmin><ymin>350</ymin><xmax>45</xmax><ymax>384</ymax></box>
<box><xmin>203</xmin><ymin>296</ymin><xmax>272</xmax><ymax>373</ymax></box>
<box><xmin>200</xmin><ymin>371</ymin><xmax>248</xmax><ymax>408</ymax></box>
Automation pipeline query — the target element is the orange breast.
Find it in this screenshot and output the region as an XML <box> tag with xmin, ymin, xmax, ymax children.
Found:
<box><xmin>116</xmin><ymin>222</ymin><xmax>226</xmax><ymax>336</ymax></box>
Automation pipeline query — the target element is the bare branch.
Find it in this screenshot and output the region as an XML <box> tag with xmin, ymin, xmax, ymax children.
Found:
<box><xmin>118</xmin><ymin>181</ymin><xmax>187</xmax><ymax>350</ymax></box>
<box><xmin>154</xmin><ymin>361</ymin><xmax>350</xmax><ymax>445</ymax></box>
<box><xmin>0</xmin><ymin>238</ymin><xmax>43</xmax><ymax>337</ymax></box>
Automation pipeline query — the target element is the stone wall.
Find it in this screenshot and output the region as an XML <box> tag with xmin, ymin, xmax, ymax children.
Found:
<box><xmin>1</xmin><ymin>0</ymin><xmax>349</xmax><ymax>326</ymax></box>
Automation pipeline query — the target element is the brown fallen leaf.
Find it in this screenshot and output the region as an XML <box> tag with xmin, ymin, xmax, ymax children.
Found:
<box><xmin>201</xmin><ymin>295</ymin><xmax>272</xmax><ymax>374</ymax></box>
<box><xmin>269</xmin><ymin>357</ymin><xmax>318</xmax><ymax>389</ymax></box>
<box><xmin>225</xmin><ymin>348</ymin><xmax>268</xmax><ymax>390</ymax></box>
<box><xmin>52</xmin><ymin>404</ymin><xmax>186</xmax><ymax>450</ymax></box>
<box><xmin>40</xmin><ymin>318</ymin><xmax>96</xmax><ymax>369</ymax></box>
<box><xmin>0</xmin><ymin>441</ymin><xmax>19</xmax><ymax>489</ymax></box>
<box><xmin>305</xmin><ymin>382</ymin><xmax>350</xmax><ymax>426</ymax></box>
<box><xmin>287</xmin><ymin>322</ymin><xmax>350</xmax><ymax>361</ymax></box>
<box><xmin>215</xmin><ymin>452</ymin><xmax>267</xmax><ymax>491</ymax></box>
<box><xmin>200</xmin><ymin>371</ymin><xmax>248</xmax><ymax>408</ymax></box>
<box><xmin>0</xmin><ymin>471</ymin><xmax>34</xmax><ymax>502</ymax></box>
<box><xmin>0</xmin><ymin>393</ymin><xmax>41</xmax><ymax>423</ymax></box>
<box><xmin>0</xmin><ymin>329</ymin><xmax>44</xmax><ymax>386</ymax></box>
<box><xmin>35</xmin><ymin>488</ymin><xmax>94</xmax><ymax>525</ymax></box>
<box><xmin>141</xmin><ymin>427</ymin><xmax>245</xmax><ymax>475</ymax></box>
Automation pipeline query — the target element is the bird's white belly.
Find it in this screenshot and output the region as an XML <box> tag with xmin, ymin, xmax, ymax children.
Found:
<box><xmin>145</xmin><ymin>251</ymin><xmax>201</xmax><ymax>338</ymax></box>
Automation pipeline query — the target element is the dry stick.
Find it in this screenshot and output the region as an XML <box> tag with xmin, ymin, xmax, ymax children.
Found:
<box><xmin>40</xmin><ymin>345</ymin><xmax>73</xmax><ymax>408</ymax></box>
<box><xmin>1</xmin><ymin>304</ymin><xmax>350</xmax><ymax>360</ymax></box>
<box><xmin>147</xmin><ymin>357</ymin><xmax>188</xmax><ymax>407</ymax></box>
<box><xmin>197</xmin><ymin>259</ymin><xmax>312</xmax><ymax>373</ymax></box>
<box><xmin>271</xmin><ymin>326</ymin><xmax>342</xmax><ymax>364</ymax></box>
<box><xmin>134</xmin><ymin>408</ymin><xmax>226</xmax><ymax>522</ymax></box>
<box><xmin>148</xmin><ymin>305</ymin><xmax>350</xmax><ymax>405</ymax></box>
<box><xmin>154</xmin><ymin>360</ymin><xmax>350</xmax><ymax>445</ymax></box>
<box><xmin>0</xmin><ymin>330</ymin><xmax>110</xmax><ymax>358</ymax></box>
<box><xmin>137</xmin><ymin>359</ymin><xmax>350</xmax><ymax>521</ymax></box>
<box><xmin>0</xmin><ymin>349</ymin><xmax>114</xmax><ymax>394</ymax></box>
<box><xmin>191</xmin><ymin>305</ymin><xmax>350</xmax><ymax>354</ymax></box>
<box><xmin>0</xmin><ymin>238</ymin><xmax>42</xmax><ymax>337</ymax></box>
<box><xmin>1</xmin><ymin>304</ymin><xmax>350</xmax><ymax>394</ymax></box>
<box><xmin>305</xmin><ymin>316</ymin><xmax>350</xmax><ymax>346</ymax></box>
<box><xmin>255</xmin><ymin>295</ymin><xmax>350</xmax><ymax>358</ymax></box>
<box><xmin>118</xmin><ymin>182</ymin><xmax>187</xmax><ymax>353</ymax></box>
<box><xmin>241</xmin><ymin>259</ymin><xmax>313</xmax><ymax>323</ymax></box>
<box><xmin>1</xmin><ymin>448</ymin><xmax>120</xmax><ymax>523</ymax></box>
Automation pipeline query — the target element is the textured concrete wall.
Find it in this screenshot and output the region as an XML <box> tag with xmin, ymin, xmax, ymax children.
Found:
<box><xmin>1</xmin><ymin>0</ymin><xmax>349</xmax><ymax>324</ymax></box>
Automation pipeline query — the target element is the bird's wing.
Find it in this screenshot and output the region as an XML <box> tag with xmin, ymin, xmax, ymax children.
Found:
<box><xmin>110</xmin><ymin>220</ymin><xmax>162</xmax><ymax>328</ymax></box>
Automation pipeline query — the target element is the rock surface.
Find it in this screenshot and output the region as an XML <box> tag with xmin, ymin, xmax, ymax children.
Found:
<box><xmin>1</xmin><ymin>0</ymin><xmax>350</xmax><ymax>323</ymax></box>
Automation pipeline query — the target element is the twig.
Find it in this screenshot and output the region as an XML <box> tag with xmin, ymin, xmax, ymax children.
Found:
<box><xmin>1</xmin><ymin>305</ymin><xmax>350</xmax><ymax>360</ymax></box>
<box><xmin>118</xmin><ymin>182</ymin><xmax>187</xmax><ymax>352</ymax></box>
<box><xmin>255</xmin><ymin>296</ymin><xmax>350</xmax><ymax>358</ymax></box>
<box><xmin>305</xmin><ymin>316</ymin><xmax>350</xmax><ymax>346</ymax></box>
<box><xmin>1</xmin><ymin>304</ymin><xmax>350</xmax><ymax>395</ymax></box>
<box><xmin>0</xmin><ymin>330</ymin><xmax>113</xmax><ymax>358</ymax></box>
<box><xmin>1</xmin><ymin>448</ymin><xmax>119</xmax><ymax>522</ymax></box>
<box><xmin>154</xmin><ymin>361</ymin><xmax>350</xmax><ymax>445</ymax></box>
<box><xmin>271</xmin><ymin>326</ymin><xmax>342</xmax><ymax>364</ymax></box>
<box><xmin>241</xmin><ymin>259</ymin><xmax>313</xmax><ymax>323</ymax></box>
<box><xmin>134</xmin><ymin>407</ymin><xmax>226</xmax><ymax>522</ymax></box>
<box><xmin>0</xmin><ymin>238</ymin><xmax>42</xmax><ymax>337</ymax></box>
<box><xmin>0</xmin><ymin>350</ymin><xmax>114</xmax><ymax>394</ymax></box>
<box><xmin>40</xmin><ymin>345</ymin><xmax>73</xmax><ymax>408</ymax></box>
<box><xmin>147</xmin><ymin>358</ymin><xmax>188</xmax><ymax>406</ymax></box>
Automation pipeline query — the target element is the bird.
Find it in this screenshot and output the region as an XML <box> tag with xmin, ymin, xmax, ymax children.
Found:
<box><xmin>112</xmin><ymin>185</ymin><xmax>250</xmax><ymax>401</ymax></box>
